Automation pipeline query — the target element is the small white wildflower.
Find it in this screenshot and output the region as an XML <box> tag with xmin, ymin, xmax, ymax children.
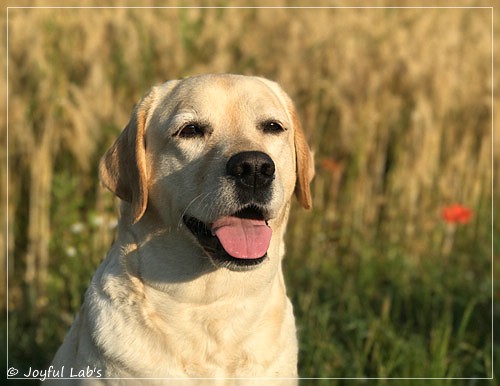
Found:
<box><xmin>70</xmin><ymin>222</ymin><xmax>85</xmax><ymax>234</ymax></box>
<box><xmin>66</xmin><ymin>246</ymin><xmax>77</xmax><ymax>257</ymax></box>
<box><xmin>91</xmin><ymin>215</ymin><xmax>104</xmax><ymax>227</ymax></box>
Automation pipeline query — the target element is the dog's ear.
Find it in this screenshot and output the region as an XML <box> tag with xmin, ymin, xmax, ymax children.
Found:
<box><xmin>290</xmin><ymin>106</ymin><xmax>315</xmax><ymax>210</ymax></box>
<box><xmin>99</xmin><ymin>90</ymin><xmax>156</xmax><ymax>224</ymax></box>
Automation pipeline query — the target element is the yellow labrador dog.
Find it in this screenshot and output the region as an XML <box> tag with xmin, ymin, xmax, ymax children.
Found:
<box><xmin>50</xmin><ymin>74</ymin><xmax>314</xmax><ymax>385</ymax></box>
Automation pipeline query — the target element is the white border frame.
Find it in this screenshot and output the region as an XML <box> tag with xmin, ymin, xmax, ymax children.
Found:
<box><xmin>5</xmin><ymin>4</ymin><xmax>495</xmax><ymax>382</ymax></box>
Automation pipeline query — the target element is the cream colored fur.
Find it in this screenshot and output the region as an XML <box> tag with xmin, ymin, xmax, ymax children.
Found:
<box><xmin>49</xmin><ymin>74</ymin><xmax>314</xmax><ymax>385</ymax></box>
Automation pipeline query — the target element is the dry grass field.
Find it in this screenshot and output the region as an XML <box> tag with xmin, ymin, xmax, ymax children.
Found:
<box><xmin>2</xmin><ymin>2</ymin><xmax>498</xmax><ymax>384</ymax></box>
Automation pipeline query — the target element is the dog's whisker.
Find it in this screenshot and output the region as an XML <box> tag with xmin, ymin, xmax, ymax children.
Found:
<box><xmin>176</xmin><ymin>193</ymin><xmax>204</xmax><ymax>230</ymax></box>
<box><xmin>176</xmin><ymin>189</ymin><xmax>218</xmax><ymax>230</ymax></box>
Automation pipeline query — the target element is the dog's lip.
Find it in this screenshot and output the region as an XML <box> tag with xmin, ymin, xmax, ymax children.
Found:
<box><xmin>225</xmin><ymin>205</ymin><xmax>270</xmax><ymax>222</ymax></box>
<box><xmin>185</xmin><ymin>205</ymin><xmax>270</xmax><ymax>229</ymax></box>
<box><xmin>182</xmin><ymin>205</ymin><xmax>271</xmax><ymax>268</ymax></box>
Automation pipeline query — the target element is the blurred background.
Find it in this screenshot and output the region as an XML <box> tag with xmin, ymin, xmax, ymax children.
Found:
<box><xmin>3</xmin><ymin>1</ymin><xmax>498</xmax><ymax>384</ymax></box>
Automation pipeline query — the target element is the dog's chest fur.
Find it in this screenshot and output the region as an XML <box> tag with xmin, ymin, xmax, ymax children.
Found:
<box><xmin>84</xmin><ymin>250</ymin><xmax>298</xmax><ymax>379</ymax></box>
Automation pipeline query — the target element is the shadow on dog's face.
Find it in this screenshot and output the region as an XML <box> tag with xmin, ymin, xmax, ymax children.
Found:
<box><xmin>100</xmin><ymin>74</ymin><xmax>314</xmax><ymax>272</ymax></box>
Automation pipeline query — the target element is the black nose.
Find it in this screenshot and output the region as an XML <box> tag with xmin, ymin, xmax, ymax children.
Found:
<box><xmin>227</xmin><ymin>151</ymin><xmax>275</xmax><ymax>191</ymax></box>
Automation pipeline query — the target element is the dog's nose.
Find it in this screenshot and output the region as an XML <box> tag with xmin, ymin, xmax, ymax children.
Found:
<box><xmin>227</xmin><ymin>151</ymin><xmax>275</xmax><ymax>191</ymax></box>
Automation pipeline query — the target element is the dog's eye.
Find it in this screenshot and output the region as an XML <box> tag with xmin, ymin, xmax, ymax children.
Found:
<box><xmin>178</xmin><ymin>124</ymin><xmax>205</xmax><ymax>138</ymax></box>
<box><xmin>262</xmin><ymin>121</ymin><xmax>285</xmax><ymax>134</ymax></box>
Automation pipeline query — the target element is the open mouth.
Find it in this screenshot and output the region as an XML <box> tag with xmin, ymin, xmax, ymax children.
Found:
<box><xmin>183</xmin><ymin>205</ymin><xmax>272</xmax><ymax>270</ymax></box>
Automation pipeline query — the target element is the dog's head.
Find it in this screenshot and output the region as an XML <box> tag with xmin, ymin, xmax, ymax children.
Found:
<box><xmin>100</xmin><ymin>74</ymin><xmax>314</xmax><ymax>270</ymax></box>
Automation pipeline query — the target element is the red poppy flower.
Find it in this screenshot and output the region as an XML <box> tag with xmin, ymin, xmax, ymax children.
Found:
<box><xmin>441</xmin><ymin>204</ymin><xmax>473</xmax><ymax>224</ymax></box>
<box><xmin>321</xmin><ymin>158</ymin><xmax>344</xmax><ymax>174</ymax></box>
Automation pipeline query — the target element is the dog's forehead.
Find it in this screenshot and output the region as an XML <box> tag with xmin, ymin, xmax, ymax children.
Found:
<box><xmin>156</xmin><ymin>75</ymin><xmax>288</xmax><ymax>118</ymax></box>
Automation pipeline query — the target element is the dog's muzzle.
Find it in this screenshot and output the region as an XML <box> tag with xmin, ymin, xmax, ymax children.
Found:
<box><xmin>184</xmin><ymin>151</ymin><xmax>276</xmax><ymax>271</ymax></box>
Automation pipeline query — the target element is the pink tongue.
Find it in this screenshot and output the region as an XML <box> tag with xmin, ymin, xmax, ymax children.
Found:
<box><xmin>211</xmin><ymin>217</ymin><xmax>272</xmax><ymax>259</ymax></box>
